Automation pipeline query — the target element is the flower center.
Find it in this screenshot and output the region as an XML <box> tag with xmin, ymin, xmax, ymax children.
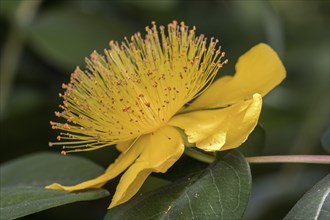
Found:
<box><xmin>49</xmin><ymin>21</ymin><xmax>227</xmax><ymax>154</ymax></box>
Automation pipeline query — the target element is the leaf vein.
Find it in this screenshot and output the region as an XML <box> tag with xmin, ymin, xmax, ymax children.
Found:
<box><xmin>209</xmin><ymin>168</ymin><xmax>223</xmax><ymax>219</ymax></box>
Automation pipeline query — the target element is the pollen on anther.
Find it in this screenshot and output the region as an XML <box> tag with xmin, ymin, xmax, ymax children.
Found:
<box><xmin>122</xmin><ymin>107</ymin><xmax>131</xmax><ymax>112</ymax></box>
<box><xmin>63</xmin><ymin>123</ymin><xmax>70</xmax><ymax>129</ymax></box>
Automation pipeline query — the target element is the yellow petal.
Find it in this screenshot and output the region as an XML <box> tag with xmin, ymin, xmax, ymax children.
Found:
<box><xmin>46</xmin><ymin>137</ymin><xmax>145</xmax><ymax>191</ymax></box>
<box><xmin>169</xmin><ymin>94</ymin><xmax>262</xmax><ymax>151</ymax></box>
<box><xmin>116</xmin><ymin>138</ymin><xmax>136</xmax><ymax>152</ymax></box>
<box><xmin>186</xmin><ymin>43</ymin><xmax>285</xmax><ymax>111</ymax></box>
<box><xmin>109</xmin><ymin>126</ymin><xmax>184</xmax><ymax>208</ymax></box>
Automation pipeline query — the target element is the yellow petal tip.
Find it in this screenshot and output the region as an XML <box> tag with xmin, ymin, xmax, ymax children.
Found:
<box><xmin>45</xmin><ymin>183</ymin><xmax>64</xmax><ymax>190</ymax></box>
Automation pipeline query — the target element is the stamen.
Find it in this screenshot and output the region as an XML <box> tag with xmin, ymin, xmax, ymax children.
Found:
<box><xmin>50</xmin><ymin>21</ymin><xmax>227</xmax><ymax>153</ymax></box>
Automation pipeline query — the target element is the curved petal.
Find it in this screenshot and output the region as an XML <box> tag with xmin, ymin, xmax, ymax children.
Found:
<box><xmin>186</xmin><ymin>43</ymin><xmax>285</xmax><ymax>111</ymax></box>
<box><xmin>169</xmin><ymin>94</ymin><xmax>262</xmax><ymax>151</ymax></box>
<box><xmin>116</xmin><ymin>138</ymin><xmax>136</xmax><ymax>152</ymax></box>
<box><xmin>109</xmin><ymin>126</ymin><xmax>184</xmax><ymax>208</ymax></box>
<box><xmin>46</xmin><ymin>137</ymin><xmax>145</xmax><ymax>191</ymax></box>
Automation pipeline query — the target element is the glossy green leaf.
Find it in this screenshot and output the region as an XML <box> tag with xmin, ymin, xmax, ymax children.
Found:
<box><xmin>0</xmin><ymin>152</ymin><xmax>109</xmax><ymax>220</ymax></box>
<box><xmin>27</xmin><ymin>7</ymin><xmax>131</xmax><ymax>70</ymax></box>
<box><xmin>138</xmin><ymin>176</ymin><xmax>171</xmax><ymax>194</ymax></box>
<box><xmin>284</xmin><ymin>174</ymin><xmax>330</xmax><ymax>220</ymax></box>
<box><xmin>105</xmin><ymin>150</ymin><xmax>251</xmax><ymax>220</ymax></box>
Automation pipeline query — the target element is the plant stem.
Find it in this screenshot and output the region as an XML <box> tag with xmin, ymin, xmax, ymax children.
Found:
<box><xmin>185</xmin><ymin>149</ymin><xmax>330</xmax><ymax>165</ymax></box>
<box><xmin>184</xmin><ymin>148</ymin><xmax>215</xmax><ymax>164</ymax></box>
<box><xmin>246</xmin><ymin>155</ymin><xmax>330</xmax><ymax>164</ymax></box>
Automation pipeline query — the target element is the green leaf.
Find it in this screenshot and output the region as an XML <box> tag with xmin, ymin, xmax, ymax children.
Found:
<box><xmin>138</xmin><ymin>176</ymin><xmax>171</xmax><ymax>194</ymax></box>
<box><xmin>105</xmin><ymin>150</ymin><xmax>251</xmax><ymax>220</ymax></box>
<box><xmin>284</xmin><ymin>174</ymin><xmax>330</xmax><ymax>220</ymax></box>
<box><xmin>27</xmin><ymin>7</ymin><xmax>131</xmax><ymax>70</ymax></box>
<box><xmin>0</xmin><ymin>152</ymin><xmax>109</xmax><ymax>220</ymax></box>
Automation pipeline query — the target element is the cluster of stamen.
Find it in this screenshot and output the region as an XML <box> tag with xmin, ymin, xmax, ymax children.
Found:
<box><xmin>49</xmin><ymin>21</ymin><xmax>227</xmax><ymax>154</ymax></box>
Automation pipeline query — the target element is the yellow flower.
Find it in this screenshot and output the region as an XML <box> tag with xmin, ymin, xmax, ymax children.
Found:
<box><xmin>46</xmin><ymin>21</ymin><xmax>285</xmax><ymax>208</ymax></box>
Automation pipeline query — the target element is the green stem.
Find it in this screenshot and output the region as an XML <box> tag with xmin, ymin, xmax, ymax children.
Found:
<box><xmin>246</xmin><ymin>155</ymin><xmax>330</xmax><ymax>164</ymax></box>
<box><xmin>184</xmin><ymin>148</ymin><xmax>215</xmax><ymax>164</ymax></box>
<box><xmin>185</xmin><ymin>148</ymin><xmax>330</xmax><ymax>165</ymax></box>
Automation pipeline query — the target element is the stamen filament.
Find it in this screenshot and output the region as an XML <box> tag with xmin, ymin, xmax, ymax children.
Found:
<box><xmin>50</xmin><ymin>21</ymin><xmax>226</xmax><ymax>154</ymax></box>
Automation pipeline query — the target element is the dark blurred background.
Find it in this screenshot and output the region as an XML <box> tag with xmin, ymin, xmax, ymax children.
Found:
<box><xmin>0</xmin><ymin>0</ymin><xmax>329</xmax><ymax>219</ymax></box>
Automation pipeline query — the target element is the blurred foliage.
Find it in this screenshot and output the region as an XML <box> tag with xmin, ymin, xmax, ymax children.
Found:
<box><xmin>0</xmin><ymin>152</ymin><xmax>109</xmax><ymax>220</ymax></box>
<box><xmin>0</xmin><ymin>0</ymin><xmax>329</xmax><ymax>219</ymax></box>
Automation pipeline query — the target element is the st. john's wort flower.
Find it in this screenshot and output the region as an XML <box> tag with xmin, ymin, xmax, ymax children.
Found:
<box><xmin>47</xmin><ymin>21</ymin><xmax>286</xmax><ymax>208</ymax></box>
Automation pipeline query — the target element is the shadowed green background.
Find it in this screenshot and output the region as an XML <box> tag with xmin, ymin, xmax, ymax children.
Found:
<box><xmin>0</xmin><ymin>0</ymin><xmax>329</xmax><ymax>219</ymax></box>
